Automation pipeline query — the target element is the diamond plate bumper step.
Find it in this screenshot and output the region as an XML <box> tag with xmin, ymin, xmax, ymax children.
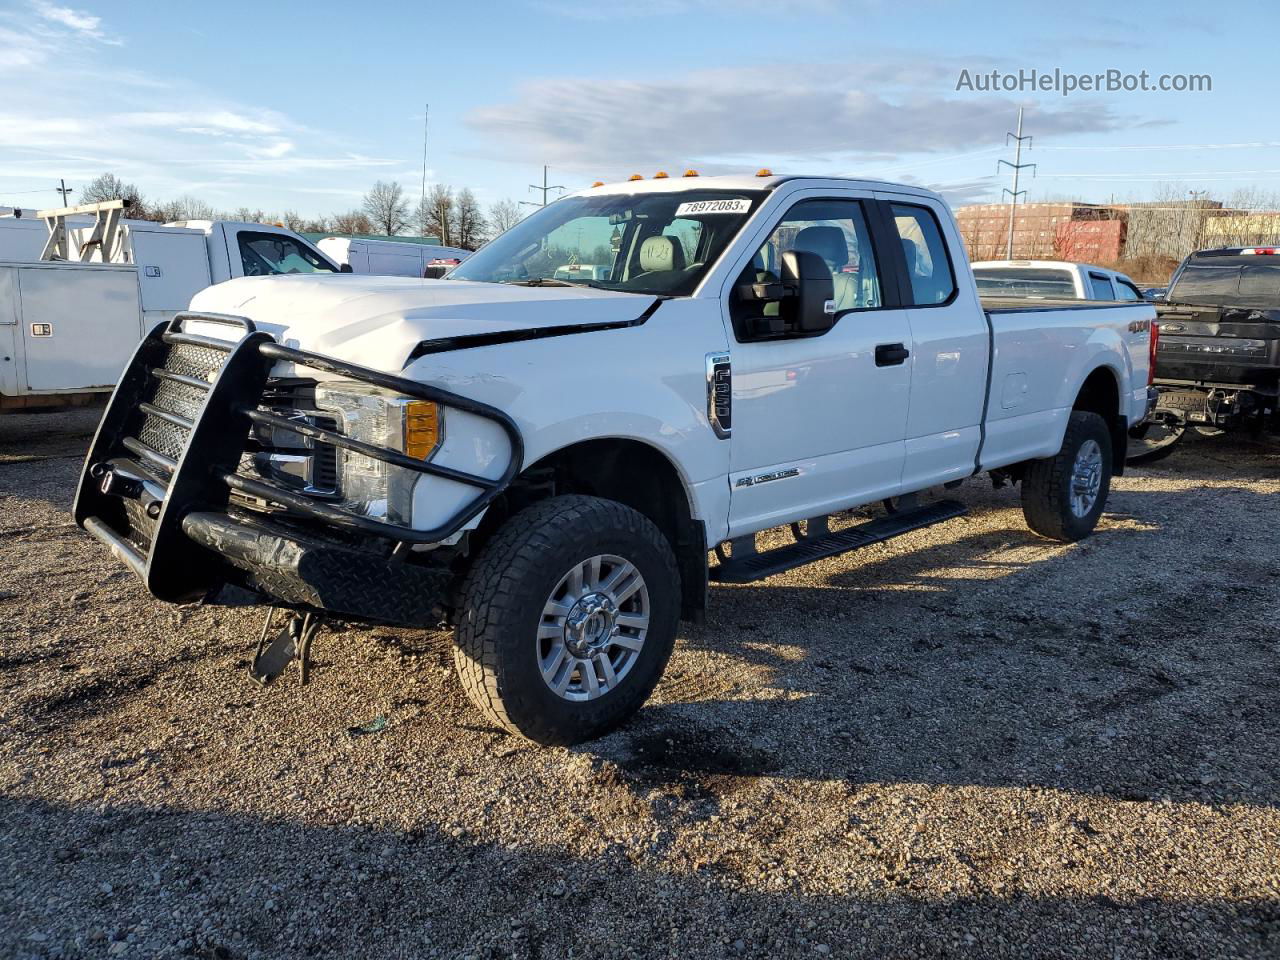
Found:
<box><xmin>711</xmin><ymin>500</ymin><xmax>967</xmax><ymax>584</ymax></box>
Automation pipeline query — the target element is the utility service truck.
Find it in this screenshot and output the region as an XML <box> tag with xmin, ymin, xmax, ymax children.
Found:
<box><xmin>1</xmin><ymin>202</ymin><xmax>342</xmax><ymax>411</ymax></box>
<box><xmin>74</xmin><ymin>173</ymin><xmax>1158</xmax><ymax>744</ymax></box>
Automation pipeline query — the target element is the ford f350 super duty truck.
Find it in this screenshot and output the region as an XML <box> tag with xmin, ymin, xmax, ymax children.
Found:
<box><xmin>74</xmin><ymin>173</ymin><xmax>1158</xmax><ymax>744</ymax></box>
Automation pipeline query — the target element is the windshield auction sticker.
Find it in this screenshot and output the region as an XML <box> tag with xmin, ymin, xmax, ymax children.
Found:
<box><xmin>675</xmin><ymin>198</ymin><xmax>752</xmax><ymax>216</ymax></box>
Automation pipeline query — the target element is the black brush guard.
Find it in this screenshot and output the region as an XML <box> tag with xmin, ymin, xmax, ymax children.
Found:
<box><xmin>73</xmin><ymin>312</ymin><xmax>523</xmax><ymax>626</ymax></box>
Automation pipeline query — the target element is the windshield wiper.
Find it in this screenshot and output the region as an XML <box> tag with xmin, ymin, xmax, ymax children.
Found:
<box><xmin>503</xmin><ymin>278</ymin><xmax>575</xmax><ymax>287</ymax></box>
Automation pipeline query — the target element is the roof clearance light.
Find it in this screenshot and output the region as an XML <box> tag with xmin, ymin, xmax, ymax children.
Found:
<box><xmin>591</xmin><ymin>181</ymin><xmax>604</xmax><ymax>187</ymax></box>
<box><xmin>683</xmin><ymin>169</ymin><xmax>699</xmax><ymax>177</ymax></box>
<box><xmin>654</xmin><ymin>170</ymin><xmax>669</xmax><ymax>178</ymax></box>
<box><xmin>629</xmin><ymin>173</ymin><xmax>644</xmax><ymax>181</ymax></box>
<box><xmin>755</xmin><ymin>168</ymin><xmax>773</xmax><ymax>177</ymax></box>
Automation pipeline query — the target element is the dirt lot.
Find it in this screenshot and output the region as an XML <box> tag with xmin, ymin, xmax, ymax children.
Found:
<box><xmin>2</xmin><ymin>409</ymin><xmax>1278</xmax><ymax>960</ymax></box>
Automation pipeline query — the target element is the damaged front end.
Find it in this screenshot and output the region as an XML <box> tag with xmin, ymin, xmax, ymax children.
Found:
<box><xmin>73</xmin><ymin>312</ymin><xmax>523</xmax><ymax>629</ymax></box>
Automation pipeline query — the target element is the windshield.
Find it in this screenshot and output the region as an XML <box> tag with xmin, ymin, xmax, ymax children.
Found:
<box><xmin>973</xmin><ymin>267</ymin><xmax>1078</xmax><ymax>299</ymax></box>
<box><xmin>1169</xmin><ymin>257</ymin><xmax>1280</xmax><ymax>308</ymax></box>
<box><xmin>448</xmin><ymin>189</ymin><xmax>766</xmax><ymax>296</ymax></box>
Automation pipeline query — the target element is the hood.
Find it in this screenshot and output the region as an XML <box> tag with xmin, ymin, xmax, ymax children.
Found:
<box><xmin>187</xmin><ymin>274</ymin><xmax>659</xmax><ymax>373</ymax></box>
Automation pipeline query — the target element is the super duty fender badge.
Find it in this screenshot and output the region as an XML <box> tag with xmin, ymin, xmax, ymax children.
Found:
<box><xmin>736</xmin><ymin>467</ymin><xmax>801</xmax><ymax>488</ymax></box>
<box><xmin>706</xmin><ymin>353</ymin><xmax>731</xmax><ymax>439</ymax></box>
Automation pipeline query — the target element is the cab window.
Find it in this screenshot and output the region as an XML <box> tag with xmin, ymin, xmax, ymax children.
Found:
<box><xmin>889</xmin><ymin>203</ymin><xmax>956</xmax><ymax>306</ymax></box>
<box><xmin>239</xmin><ymin>232</ymin><xmax>337</xmax><ymax>277</ymax></box>
<box><xmin>1116</xmin><ymin>279</ymin><xmax>1143</xmax><ymax>301</ymax></box>
<box><xmin>730</xmin><ymin>198</ymin><xmax>881</xmax><ymax>341</ymax></box>
<box><xmin>1088</xmin><ymin>272</ymin><xmax>1116</xmax><ymax>299</ymax></box>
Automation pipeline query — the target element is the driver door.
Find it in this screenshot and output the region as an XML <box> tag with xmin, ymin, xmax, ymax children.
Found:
<box><xmin>723</xmin><ymin>196</ymin><xmax>913</xmax><ymax>537</ymax></box>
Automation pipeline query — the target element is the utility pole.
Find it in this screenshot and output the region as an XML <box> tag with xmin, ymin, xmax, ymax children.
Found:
<box><xmin>998</xmin><ymin>108</ymin><xmax>1036</xmax><ymax>259</ymax></box>
<box><xmin>55</xmin><ymin>179</ymin><xmax>73</xmax><ymax>206</ymax></box>
<box><xmin>419</xmin><ymin>103</ymin><xmax>429</xmax><ymax>235</ymax></box>
<box><xmin>521</xmin><ymin>166</ymin><xmax>564</xmax><ymax>209</ymax></box>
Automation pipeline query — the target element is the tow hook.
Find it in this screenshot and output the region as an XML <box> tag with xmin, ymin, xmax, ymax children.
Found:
<box><xmin>249</xmin><ymin>609</ymin><xmax>323</xmax><ymax>686</ymax></box>
<box><xmin>89</xmin><ymin>462</ymin><xmax>162</xmax><ymax>518</ymax></box>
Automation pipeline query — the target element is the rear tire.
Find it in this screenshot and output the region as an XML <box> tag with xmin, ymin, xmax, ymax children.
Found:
<box><xmin>453</xmin><ymin>495</ymin><xmax>680</xmax><ymax>745</ymax></box>
<box><xmin>1021</xmin><ymin>410</ymin><xmax>1113</xmax><ymax>543</ymax></box>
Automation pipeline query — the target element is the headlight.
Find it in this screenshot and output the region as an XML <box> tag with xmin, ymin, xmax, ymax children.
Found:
<box><xmin>314</xmin><ymin>382</ymin><xmax>442</xmax><ymax>526</ymax></box>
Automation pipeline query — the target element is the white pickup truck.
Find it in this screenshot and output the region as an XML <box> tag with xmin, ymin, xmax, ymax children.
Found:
<box><xmin>973</xmin><ymin>260</ymin><xmax>1146</xmax><ymax>301</ymax></box>
<box><xmin>75</xmin><ymin>173</ymin><xmax>1157</xmax><ymax>744</ymax></box>
<box><xmin>2</xmin><ymin>204</ymin><xmax>343</xmax><ymax>411</ymax></box>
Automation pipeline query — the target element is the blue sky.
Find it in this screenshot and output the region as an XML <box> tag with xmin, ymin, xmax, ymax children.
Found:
<box><xmin>2</xmin><ymin>0</ymin><xmax>1277</xmax><ymax>220</ymax></box>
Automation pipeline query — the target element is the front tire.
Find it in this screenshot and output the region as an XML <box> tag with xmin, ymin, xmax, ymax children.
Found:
<box><xmin>1021</xmin><ymin>410</ymin><xmax>1113</xmax><ymax>543</ymax></box>
<box><xmin>453</xmin><ymin>495</ymin><xmax>680</xmax><ymax>745</ymax></box>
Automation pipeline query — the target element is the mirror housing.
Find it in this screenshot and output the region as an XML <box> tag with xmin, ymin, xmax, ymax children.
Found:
<box><xmin>780</xmin><ymin>250</ymin><xmax>836</xmax><ymax>332</ymax></box>
<box><xmin>339</xmin><ymin>263</ymin><xmax>354</xmax><ymax>273</ymax></box>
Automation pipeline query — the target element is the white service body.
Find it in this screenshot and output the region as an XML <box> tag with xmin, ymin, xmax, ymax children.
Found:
<box><xmin>1</xmin><ymin>220</ymin><xmax>339</xmax><ymax>408</ymax></box>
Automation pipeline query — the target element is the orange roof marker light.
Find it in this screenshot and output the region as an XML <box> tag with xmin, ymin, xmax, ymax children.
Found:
<box><xmin>755</xmin><ymin>168</ymin><xmax>773</xmax><ymax>177</ymax></box>
<box><xmin>683</xmin><ymin>169</ymin><xmax>700</xmax><ymax>177</ymax></box>
<box><xmin>653</xmin><ymin>170</ymin><xmax>669</xmax><ymax>178</ymax></box>
<box><xmin>591</xmin><ymin>181</ymin><xmax>605</xmax><ymax>187</ymax></box>
<box><xmin>628</xmin><ymin>173</ymin><xmax>644</xmax><ymax>181</ymax></box>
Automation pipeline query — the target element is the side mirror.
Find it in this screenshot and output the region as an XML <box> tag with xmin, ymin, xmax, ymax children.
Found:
<box><xmin>339</xmin><ymin>263</ymin><xmax>354</xmax><ymax>273</ymax></box>
<box><xmin>780</xmin><ymin>250</ymin><xmax>836</xmax><ymax>332</ymax></box>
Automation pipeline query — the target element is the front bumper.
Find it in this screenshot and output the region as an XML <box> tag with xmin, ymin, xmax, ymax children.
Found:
<box><xmin>73</xmin><ymin>312</ymin><xmax>522</xmax><ymax>627</ymax></box>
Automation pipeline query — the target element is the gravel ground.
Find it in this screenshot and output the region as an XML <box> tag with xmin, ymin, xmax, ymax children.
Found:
<box><xmin>2</xmin><ymin>408</ymin><xmax>1278</xmax><ymax>960</ymax></box>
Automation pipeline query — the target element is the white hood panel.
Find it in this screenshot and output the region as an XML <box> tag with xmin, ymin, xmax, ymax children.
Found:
<box><xmin>187</xmin><ymin>274</ymin><xmax>658</xmax><ymax>373</ymax></box>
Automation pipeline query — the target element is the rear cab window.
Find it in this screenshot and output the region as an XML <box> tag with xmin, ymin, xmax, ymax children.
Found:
<box><xmin>974</xmin><ymin>267</ymin><xmax>1077</xmax><ymax>299</ymax></box>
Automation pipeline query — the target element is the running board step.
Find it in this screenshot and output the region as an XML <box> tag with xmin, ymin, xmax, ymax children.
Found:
<box><xmin>711</xmin><ymin>500</ymin><xmax>967</xmax><ymax>584</ymax></box>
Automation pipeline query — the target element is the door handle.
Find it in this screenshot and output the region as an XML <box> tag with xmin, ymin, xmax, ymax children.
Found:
<box><xmin>875</xmin><ymin>343</ymin><xmax>910</xmax><ymax>366</ymax></box>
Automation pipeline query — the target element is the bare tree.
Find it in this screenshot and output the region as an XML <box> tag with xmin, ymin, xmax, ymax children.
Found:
<box><xmin>332</xmin><ymin>210</ymin><xmax>374</xmax><ymax>234</ymax></box>
<box><xmin>80</xmin><ymin>173</ymin><xmax>142</xmax><ymax>205</ymax></box>
<box><xmin>231</xmin><ymin>206</ymin><xmax>269</xmax><ymax>224</ymax></box>
<box><xmin>454</xmin><ymin>188</ymin><xmax>486</xmax><ymax>250</ymax></box>
<box><xmin>151</xmin><ymin>195</ymin><xmax>217</xmax><ymax>223</ymax></box>
<box><xmin>488</xmin><ymin>198</ymin><xmax>522</xmax><ymax>237</ymax></box>
<box><xmin>299</xmin><ymin>215</ymin><xmax>330</xmax><ymax>234</ymax></box>
<box><xmin>363</xmin><ymin>180</ymin><xmax>409</xmax><ymax>236</ymax></box>
<box><xmin>421</xmin><ymin>184</ymin><xmax>454</xmax><ymax>246</ymax></box>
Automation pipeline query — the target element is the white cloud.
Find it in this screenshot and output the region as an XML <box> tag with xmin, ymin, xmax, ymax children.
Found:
<box><xmin>31</xmin><ymin>2</ymin><xmax>112</xmax><ymax>42</ymax></box>
<box><xmin>467</xmin><ymin>61</ymin><xmax>1129</xmax><ymax>174</ymax></box>
<box><xmin>0</xmin><ymin>0</ymin><xmax>407</xmax><ymax>216</ymax></box>
<box><xmin>35</xmin><ymin>3</ymin><xmax>97</xmax><ymax>32</ymax></box>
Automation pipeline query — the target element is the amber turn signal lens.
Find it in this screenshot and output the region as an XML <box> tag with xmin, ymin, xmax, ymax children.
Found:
<box><xmin>404</xmin><ymin>401</ymin><xmax>441</xmax><ymax>459</ymax></box>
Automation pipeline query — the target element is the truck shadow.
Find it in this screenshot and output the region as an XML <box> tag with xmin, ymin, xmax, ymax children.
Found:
<box><xmin>589</xmin><ymin>485</ymin><xmax>1280</xmax><ymax>812</ymax></box>
<box><xmin>2</xmin><ymin>794</ymin><xmax>1276</xmax><ymax>959</ymax></box>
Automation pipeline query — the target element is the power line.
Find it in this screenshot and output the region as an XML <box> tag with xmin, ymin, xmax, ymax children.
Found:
<box><xmin>997</xmin><ymin>107</ymin><xmax>1036</xmax><ymax>259</ymax></box>
<box><xmin>521</xmin><ymin>166</ymin><xmax>564</xmax><ymax>208</ymax></box>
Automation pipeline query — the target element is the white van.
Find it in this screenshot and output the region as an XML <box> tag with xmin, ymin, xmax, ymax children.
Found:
<box><xmin>317</xmin><ymin>236</ymin><xmax>472</xmax><ymax>278</ymax></box>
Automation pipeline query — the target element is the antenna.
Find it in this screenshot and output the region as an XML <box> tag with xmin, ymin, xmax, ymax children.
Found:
<box><xmin>997</xmin><ymin>107</ymin><xmax>1036</xmax><ymax>259</ymax></box>
<box><xmin>419</xmin><ymin>103</ymin><xmax>429</xmax><ymax>235</ymax></box>
<box><xmin>521</xmin><ymin>166</ymin><xmax>565</xmax><ymax>208</ymax></box>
